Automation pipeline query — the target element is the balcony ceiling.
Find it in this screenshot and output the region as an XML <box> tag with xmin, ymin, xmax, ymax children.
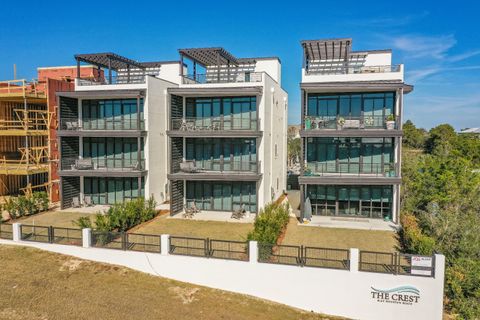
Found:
<box><xmin>179</xmin><ymin>47</ymin><xmax>240</xmax><ymax>66</ymax></box>
<box><xmin>301</xmin><ymin>38</ymin><xmax>352</xmax><ymax>61</ymax></box>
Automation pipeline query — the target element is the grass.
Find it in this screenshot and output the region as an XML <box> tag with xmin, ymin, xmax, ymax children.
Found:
<box><xmin>131</xmin><ymin>214</ymin><xmax>253</xmax><ymax>241</ymax></box>
<box><xmin>0</xmin><ymin>245</ymin><xmax>343</xmax><ymax>320</ymax></box>
<box><xmin>8</xmin><ymin>210</ymin><xmax>93</xmax><ymax>228</ymax></box>
<box><xmin>282</xmin><ymin>218</ymin><xmax>399</xmax><ymax>252</ymax></box>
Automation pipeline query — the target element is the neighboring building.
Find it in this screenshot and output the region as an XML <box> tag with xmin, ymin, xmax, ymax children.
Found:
<box><xmin>167</xmin><ymin>47</ymin><xmax>288</xmax><ymax>216</ymax></box>
<box><xmin>56</xmin><ymin>49</ymin><xmax>288</xmax><ymax>215</ymax></box>
<box><xmin>460</xmin><ymin>127</ymin><xmax>480</xmax><ymax>135</ymax></box>
<box><xmin>299</xmin><ymin>38</ymin><xmax>413</xmax><ymax>224</ymax></box>
<box><xmin>0</xmin><ymin>66</ymin><xmax>95</xmax><ymax>201</ymax></box>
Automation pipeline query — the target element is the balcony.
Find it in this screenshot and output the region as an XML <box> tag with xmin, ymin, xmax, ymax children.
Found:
<box><xmin>305</xmin><ymin>64</ymin><xmax>401</xmax><ymax>76</ymax></box>
<box><xmin>76</xmin><ymin>75</ymin><xmax>146</xmax><ymax>86</ymax></box>
<box><xmin>169</xmin><ymin>159</ymin><xmax>261</xmax><ymax>181</ymax></box>
<box><xmin>182</xmin><ymin>72</ymin><xmax>262</xmax><ymax>85</ymax></box>
<box><xmin>59</xmin><ymin>118</ymin><xmax>145</xmax><ymax>131</ymax></box>
<box><xmin>304</xmin><ymin>162</ymin><xmax>398</xmax><ymax>177</ymax></box>
<box><xmin>169</xmin><ymin>117</ymin><xmax>260</xmax><ymax>138</ymax></box>
<box><xmin>303</xmin><ymin>115</ymin><xmax>399</xmax><ymax>132</ymax></box>
<box><xmin>60</xmin><ymin>157</ymin><xmax>146</xmax><ymax>177</ymax></box>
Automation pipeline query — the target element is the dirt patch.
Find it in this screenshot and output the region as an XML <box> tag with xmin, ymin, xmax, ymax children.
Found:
<box><xmin>169</xmin><ymin>286</ymin><xmax>200</xmax><ymax>304</ymax></box>
<box><xmin>0</xmin><ymin>308</ymin><xmax>48</xmax><ymax>320</ymax></box>
<box><xmin>59</xmin><ymin>259</ymin><xmax>83</xmax><ymax>272</ymax></box>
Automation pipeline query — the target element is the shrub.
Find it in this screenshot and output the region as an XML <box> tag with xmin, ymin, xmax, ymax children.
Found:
<box><xmin>74</xmin><ymin>197</ymin><xmax>158</xmax><ymax>233</ymax></box>
<box><xmin>32</xmin><ymin>192</ymin><xmax>49</xmax><ymax>212</ymax></box>
<box><xmin>247</xmin><ymin>202</ymin><xmax>290</xmax><ymax>245</ymax></box>
<box><xmin>3</xmin><ymin>192</ymin><xmax>50</xmax><ymax>220</ymax></box>
<box><xmin>400</xmin><ymin>212</ymin><xmax>435</xmax><ymax>255</ymax></box>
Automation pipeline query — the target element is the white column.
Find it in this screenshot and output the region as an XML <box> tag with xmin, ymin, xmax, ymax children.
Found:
<box><xmin>12</xmin><ymin>223</ymin><xmax>22</xmax><ymax>242</ymax></box>
<box><xmin>161</xmin><ymin>234</ymin><xmax>170</xmax><ymax>255</ymax></box>
<box><xmin>249</xmin><ymin>241</ymin><xmax>258</xmax><ymax>264</ymax></box>
<box><xmin>349</xmin><ymin>248</ymin><xmax>359</xmax><ymax>273</ymax></box>
<box><xmin>82</xmin><ymin>228</ymin><xmax>91</xmax><ymax>248</ymax></box>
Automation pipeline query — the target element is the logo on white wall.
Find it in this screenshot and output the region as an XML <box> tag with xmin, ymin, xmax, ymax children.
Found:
<box><xmin>371</xmin><ymin>286</ymin><xmax>420</xmax><ymax>305</ymax></box>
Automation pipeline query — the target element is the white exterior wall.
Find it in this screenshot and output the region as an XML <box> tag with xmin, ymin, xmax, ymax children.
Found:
<box><xmin>2</xmin><ymin>238</ymin><xmax>445</xmax><ymax>320</ymax></box>
<box><xmin>258</xmin><ymin>73</ymin><xmax>288</xmax><ymax>208</ymax></box>
<box><xmin>157</xmin><ymin>62</ymin><xmax>182</xmax><ymax>85</ymax></box>
<box><xmin>144</xmin><ymin>77</ymin><xmax>178</xmax><ymax>202</ymax></box>
<box><xmin>301</xmin><ymin>65</ymin><xmax>404</xmax><ymax>83</ymax></box>
<box><xmin>363</xmin><ymin>52</ymin><xmax>392</xmax><ymax>66</ymax></box>
<box><xmin>254</xmin><ymin>59</ymin><xmax>282</xmax><ymax>85</ymax></box>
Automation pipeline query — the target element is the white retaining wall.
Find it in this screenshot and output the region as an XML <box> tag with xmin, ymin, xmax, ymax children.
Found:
<box><xmin>1</xmin><ymin>226</ymin><xmax>445</xmax><ymax>320</ymax></box>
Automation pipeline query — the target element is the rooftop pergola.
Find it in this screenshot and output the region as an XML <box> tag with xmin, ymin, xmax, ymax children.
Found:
<box><xmin>74</xmin><ymin>52</ymin><xmax>146</xmax><ymax>83</ymax></box>
<box><xmin>301</xmin><ymin>38</ymin><xmax>352</xmax><ymax>67</ymax></box>
<box><xmin>178</xmin><ymin>47</ymin><xmax>242</xmax><ymax>82</ymax></box>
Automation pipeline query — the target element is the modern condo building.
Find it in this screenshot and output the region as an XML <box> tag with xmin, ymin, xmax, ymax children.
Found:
<box><xmin>299</xmin><ymin>38</ymin><xmax>413</xmax><ymax>224</ymax></box>
<box><xmin>57</xmin><ymin>49</ymin><xmax>288</xmax><ymax>216</ymax></box>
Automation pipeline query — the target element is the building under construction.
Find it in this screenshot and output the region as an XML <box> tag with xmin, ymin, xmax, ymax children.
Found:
<box><xmin>0</xmin><ymin>66</ymin><xmax>101</xmax><ymax>202</ymax></box>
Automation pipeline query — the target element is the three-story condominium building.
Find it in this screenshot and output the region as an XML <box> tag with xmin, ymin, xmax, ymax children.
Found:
<box><xmin>167</xmin><ymin>47</ymin><xmax>287</xmax><ymax>216</ymax></box>
<box><xmin>56</xmin><ymin>48</ymin><xmax>288</xmax><ymax>215</ymax></box>
<box><xmin>299</xmin><ymin>38</ymin><xmax>413</xmax><ymax>224</ymax></box>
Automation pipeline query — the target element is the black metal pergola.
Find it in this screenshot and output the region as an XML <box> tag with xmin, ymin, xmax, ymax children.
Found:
<box><xmin>74</xmin><ymin>52</ymin><xmax>146</xmax><ymax>83</ymax></box>
<box><xmin>178</xmin><ymin>47</ymin><xmax>240</xmax><ymax>82</ymax></box>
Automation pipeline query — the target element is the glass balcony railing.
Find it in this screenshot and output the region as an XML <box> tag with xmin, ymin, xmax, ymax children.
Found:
<box><xmin>182</xmin><ymin>72</ymin><xmax>262</xmax><ymax>84</ymax></box>
<box><xmin>176</xmin><ymin>159</ymin><xmax>260</xmax><ymax>174</ymax></box>
<box><xmin>59</xmin><ymin>118</ymin><xmax>145</xmax><ymax>131</ymax></box>
<box><xmin>171</xmin><ymin>117</ymin><xmax>258</xmax><ymax>131</ymax></box>
<box><xmin>303</xmin><ymin>162</ymin><xmax>398</xmax><ymax>177</ymax></box>
<box><xmin>304</xmin><ymin>115</ymin><xmax>398</xmax><ymax>130</ymax></box>
<box><xmin>61</xmin><ymin>157</ymin><xmax>145</xmax><ymax>172</ymax></box>
<box><xmin>305</xmin><ymin>64</ymin><xmax>401</xmax><ymax>75</ymax></box>
<box><xmin>77</xmin><ymin>75</ymin><xmax>146</xmax><ymax>86</ymax></box>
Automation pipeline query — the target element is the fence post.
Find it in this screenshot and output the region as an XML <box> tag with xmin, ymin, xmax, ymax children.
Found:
<box><xmin>82</xmin><ymin>228</ymin><xmax>91</xmax><ymax>248</ymax></box>
<box><xmin>122</xmin><ymin>232</ymin><xmax>127</xmax><ymax>251</ymax></box>
<box><xmin>12</xmin><ymin>223</ymin><xmax>22</xmax><ymax>242</ymax></box>
<box><xmin>48</xmin><ymin>226</ymin><xmax>54</xmax><ymax>243</ymax></box>
<box><xmin>249</xmin><ymin>241</ymin><xmax>258</xmax><ymax>264</ymax></box>
<box><xmin>160</xmin><ymin>234</ymin><xmax>170</xmax><ymax>255</ymax></box>
<box><xmin>349</xmin><ymin>248</ymin><xmax>359</xmax><ymax>273</ymax></box>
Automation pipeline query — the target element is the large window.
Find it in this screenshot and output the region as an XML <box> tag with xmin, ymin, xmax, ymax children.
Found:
<box><xmin>82</xmin><ymin>98</ymin><xmax>144</xmax><ymax>130</ymax></box>
<box><xmin>185</xmin><ymin>138</ymin><xmax>257</xmax><ymax>171</ymax></box>
<box><xmin>306</xmin><ymin>92</ymin><xmax>395</xmax><ymax>128</ymax></box>
<box><xmin>186</xmin><ymin>181</ymin><xmax>257</xmax><ymax>213</ymax></box>
<box><xmin>306</xmin><ymin>185</ymin><xmax>392</xmax><ymax>219</ymax></box>
<box><xmin>84</xmin><ymin>177</ymin><xmax>145</xmax><ymax>205</ymax></box>
<box><xmin>186</xmin><ymin>96</ymin><xmax>257</xmax><ymax>130</ymax></box>
<box><xmin>83</xmin><ymin>137</ymin><xmax>144</xmax><ymax>169</ymax></box>
<box><xmin>306</xmin><ymin>137</ymin><xmax>394</xmax><ymax>175</ymax></box>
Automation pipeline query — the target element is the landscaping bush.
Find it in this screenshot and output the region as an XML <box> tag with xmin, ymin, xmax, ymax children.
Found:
<box><xmin>247</xmin><ymin>202</ymin><xmax>290</xmax><ymax>245</ymax></box>
<box><xmin>400</xmin><ymin>212</ymin><xmax>435</xmax><ymax>255</ymax></box>
<box><xmin>73</xmin><ymin>197</ymin><xmax>157</xmax><ymax>233</ymax></box>
<box><xmin>3</xmin><ymin>192</ymin><xmax>49</xmax><ymax>220</ymax></box>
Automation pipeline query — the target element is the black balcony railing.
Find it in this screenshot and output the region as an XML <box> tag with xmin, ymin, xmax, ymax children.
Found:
<box><xmin>61</xmin><ymin>157</ymin><xmax>145</xmax><ymax>171</ymax></box>
<box><xmin>178</xmin><ymin>159</ymin><xmax>259</xmax><ymax>174</ymax></box>
<box><xmin>59</xmin><ymin>118</ymin><xmax>145</xmax><ymax>131</ymax></box>
<box><xmin>171</xmin><ymin>117</ymin><xmax>258</xmax><ymax>131</ymax></box>
<box><xmin>182</xmin><ymin>72</ymin><xmax>262</xmax><ymax>84</ymax></box>
<box><xmin>304</xmin><ymin>162</ymin><xmax>398</xmax><ymax>177</ymax></box>
<box><xmin>77</xmin><ymin>75</ymin><xmax>146</xmax><ymax>86</ymax></box>
<box><xmin>304</xmin><ymin>115</ymin><xmax>398</xmax><ymax>130</ymax></box>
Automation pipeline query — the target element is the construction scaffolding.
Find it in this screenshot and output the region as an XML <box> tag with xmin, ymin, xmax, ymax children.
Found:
<box><xmin>0</xmin><ymin>79</ymin><xmax>52</xmax><ymax>200</ymax></box>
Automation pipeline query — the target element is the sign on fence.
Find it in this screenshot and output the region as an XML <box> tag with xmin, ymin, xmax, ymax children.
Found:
<box><xmin>411</xmin><ymin>256</ymin><xmax>434</xmax><ymax>276</ymax></box>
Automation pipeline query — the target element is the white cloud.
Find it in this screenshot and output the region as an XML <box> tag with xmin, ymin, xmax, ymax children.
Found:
<box><xmin>391</xmin><ymin>34</ymin><xmax>456</xmax><ymax>59</ymax></box>
<box><xmin>406</xmin><ymin>65</ymin><xmax>480</xmax><ymax>82</ymax></box>
<box><xmin>352</xmin><ymin>11</ymin><xmax>429</xmax><ymax>28</ymax></box>
<box><xmin>448</xmin><ymin>49</ymin><xmax>480</xmax><ymax>62</ymax></box>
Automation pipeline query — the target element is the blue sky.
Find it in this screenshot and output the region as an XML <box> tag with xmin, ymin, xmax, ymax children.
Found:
<box><xmin>1</xmin><ymin>0</ymin><xmax>479</xmax><ymax>130</ymax></box>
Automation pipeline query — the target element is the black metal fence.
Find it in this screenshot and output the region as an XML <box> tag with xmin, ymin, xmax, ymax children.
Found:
<box><xmin>127</xmin><ymin>233</ymin><xmax>161</xmax><ymax>253</ymax></box>
<box><xmin>359</xmin><ymin>251</ymin><xmax>435</xmax><ymax>277</ymax></box>
<box><xmin>52</xmin><ymin>227</ymin><xmax>83</xmax><ymax>246</ymax></box>
<box><xmin>0</xmin><ymin>224</ymin><xmax>13</xmax><ymax>240</ymax></box>
<box><xmin>91</xmin><ymin>231</ymin><xmax>162</xmax><ymax>253</ymax></box>
<box><xmin>169</xmin><ymin>236</ymin><xmax>249</xmax><ymax>262</ymax></box>
<box><xmin>20</xmin><ymin>225</ymin><xmax>51</xmax><ymax>243</ymax></box>
<box><xmin>258</xmin><ymin>243</ymin><xmax>350</xmax><ymax>270</ymax></box>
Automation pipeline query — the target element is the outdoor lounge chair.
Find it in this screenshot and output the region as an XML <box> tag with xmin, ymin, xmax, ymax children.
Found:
<box><xmin>231</xmin><ymin>205</ymin><xmax>246</xmax><ymax>220</ymax></box>
<box><xmin>180</xmin><ymin>161</ymin><xmax>200</xmax><ymax>173</ymax></box>
<box><xmin>84</xmin><ymin>195</ymin><xmax>93</xmax><ymax>207</ymax></box>
<box><xmin>182</xmin><ymin>205</ymin><xmax>194</xmax><ymax>219</ymax></box>
<box><xmin>72</xmin><ymin>196</ymin><xmax>81</xmax><ymax>208</ymax></box>
<box><xmin>75</xmin><ymin>158</ymin><xmax>94</xmax><ymax>170</ymax></box>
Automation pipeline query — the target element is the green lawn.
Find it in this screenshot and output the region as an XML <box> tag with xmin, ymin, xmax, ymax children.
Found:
<box><xmin>0</xmin><ymin>245</ymin><xmax>343</xmax><ymax>320</ymax></box>
<box><xmin>131</xmin><ymin>214</ymin><xmax>253</xmax><ymax>241</ymax></box>
<box><xmin>282</xmin><ymin>218</ymin><xmax>399</xmax><ymax>252</ymax></box>
<box><xmin>9</xmin><ymin>210</ymin><xmax>93</xmax><ymax>228</ymax></box>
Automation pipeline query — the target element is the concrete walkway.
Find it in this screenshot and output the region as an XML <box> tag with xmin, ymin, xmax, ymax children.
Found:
<box><xmin>301</xmin><ymin>216</ymin><xmax>398</xmax><ymax>231</ymax></box>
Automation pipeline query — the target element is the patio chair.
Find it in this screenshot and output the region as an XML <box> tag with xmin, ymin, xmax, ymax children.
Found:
<box><xmin>191</xmin><ymin>201</ymin><xmax>201</xmax><ymax>213</ymax></box>
<box><xmin>180</xmin><ymin>161</ymin><xmax>200</xmax><ymax>173</ymax></box>
<box><xmin>182</xmin><ymin>205</ymin><xmax>194</xmax><ymax>219</ymax></box>
<box><xmin>75</xmin><ymin>158</ymin><xmax>93</xmax><ymax>170</ymax></box>
<box><xmin>72</xmin><ymin>196</ymin><xmax>81</xmax><ymax>208</ymax></box>
<box><xmin>84</xmin><ymin>195</ymin><xmax>93</xmax><ymax>207</ymax></box>
<box><xmin>231</xmin><ymin>205</ymin><xmax>246</xmax><ymax>220</ymax></box>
